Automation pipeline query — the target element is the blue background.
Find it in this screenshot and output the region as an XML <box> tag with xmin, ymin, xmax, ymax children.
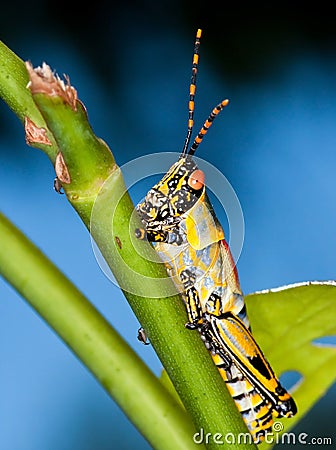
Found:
<box><xmin>1</xmin><ymin>4</ymin><xmax>335</xmax><ymax>449</ymax></box>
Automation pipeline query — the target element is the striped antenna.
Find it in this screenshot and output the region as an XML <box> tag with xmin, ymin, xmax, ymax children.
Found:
<box><xmin>188</xmin><ymin>99</ymin><xmax>229</xmax><ymax>156</ymax></box>
<box><xmin>181</xmin><ymin>28</ymin><xmax>202</xmax><ymax>156</ymax></box>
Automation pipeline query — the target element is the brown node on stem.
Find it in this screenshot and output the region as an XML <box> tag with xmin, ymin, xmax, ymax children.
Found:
<box><xmin>55</xmin><ymin>151</ymin><xmax>71</xmax><ymax>184</ymax></box>
<box><xmin>24</xmin><ymin>116</ymin><xmax>52</xmax><ymax>146</ymax></box>
<box><xmin>25</xmin><ymin>61</ymin><xmax>77</xmax><ymax>111</ymax></box>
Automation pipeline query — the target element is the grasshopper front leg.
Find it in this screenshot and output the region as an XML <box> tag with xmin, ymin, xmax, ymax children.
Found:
<box><xmin>183</xmin><ymin>287</ymin><xmax>204</xmax><ymax>329</ymax></box>
<box><xmin>178</xmin><ymin>268</ymin><xmax>204</xmax><ymax>328</ymax></box>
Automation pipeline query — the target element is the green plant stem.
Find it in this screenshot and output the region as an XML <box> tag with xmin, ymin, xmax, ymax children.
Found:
<box><xmin>0</xmin><ymin>41</ymin><xmax>257</xmax><ymax>449</ymax></box>
<box><xmin>0</xmin><ymin>211</ymin><xmax>203</xmax><ymax>450</ymax></box>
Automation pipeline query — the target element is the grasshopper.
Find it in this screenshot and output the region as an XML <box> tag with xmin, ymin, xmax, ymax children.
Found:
<box><xmin>136</xmin><ymin>29</ymin><xmax>296</xmax><ymax>442</ymax></box>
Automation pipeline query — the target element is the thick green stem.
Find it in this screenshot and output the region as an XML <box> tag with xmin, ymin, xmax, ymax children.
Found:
<box><xmin>32</xmin><ymin>85</ymin><xmax>255</xmax><ymax>450</ymax></box>
<box><xmin>0</xmin><ymin>212</ymin><xmax>202</xmax><ymax>450</ymax></box>
<box><xmin>0</xmin><ymin>41</ymin><xmax>257</xmax><ymax>449</ymax></box>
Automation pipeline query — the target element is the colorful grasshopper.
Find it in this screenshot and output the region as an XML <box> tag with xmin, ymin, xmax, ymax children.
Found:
<box><xmin>136</xmin><ymin>29</ymin><xmax>297</xmax><ymax>443</ymax></box>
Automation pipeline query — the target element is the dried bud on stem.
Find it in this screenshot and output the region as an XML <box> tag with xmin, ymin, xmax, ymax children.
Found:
<box><xmin>25</xmin><ymin>61</ymin><xmax>77</xmax><ymax>111</ymax></box>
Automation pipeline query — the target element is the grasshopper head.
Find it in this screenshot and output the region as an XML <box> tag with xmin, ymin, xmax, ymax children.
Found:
<box><xmin>136</xmin><ymin>156</ymin><xmax>205</xmax><ymax>228</ymax></box>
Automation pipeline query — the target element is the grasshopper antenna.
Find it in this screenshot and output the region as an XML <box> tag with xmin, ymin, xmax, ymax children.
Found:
<box><xmin>181</xmin><ymin>28</ymin><xmax>202</xmax><ymax>156</ymax></box>
<box><xmin>188</xmin><ymin>99</ymin><xmax>229</xmax><ymax>156</ymax></box>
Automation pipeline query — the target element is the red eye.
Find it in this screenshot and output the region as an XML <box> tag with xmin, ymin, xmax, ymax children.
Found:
<box><xmin>188</xmin><ymin>169</ymin><xmax>205</xmax><ymax>190</ymax></box>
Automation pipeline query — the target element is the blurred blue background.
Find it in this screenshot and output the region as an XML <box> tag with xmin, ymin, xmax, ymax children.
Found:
<box><xmin>1</xmin><ymin>3</ymin><xmax>335</xmax><ymax>449</ymax></box>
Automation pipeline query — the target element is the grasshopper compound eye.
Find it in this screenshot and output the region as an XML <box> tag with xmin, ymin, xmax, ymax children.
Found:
<box><xmin>188</xmin><ymin>169</ymin><xmax>205</xmax><ymax>190</ymax></box>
